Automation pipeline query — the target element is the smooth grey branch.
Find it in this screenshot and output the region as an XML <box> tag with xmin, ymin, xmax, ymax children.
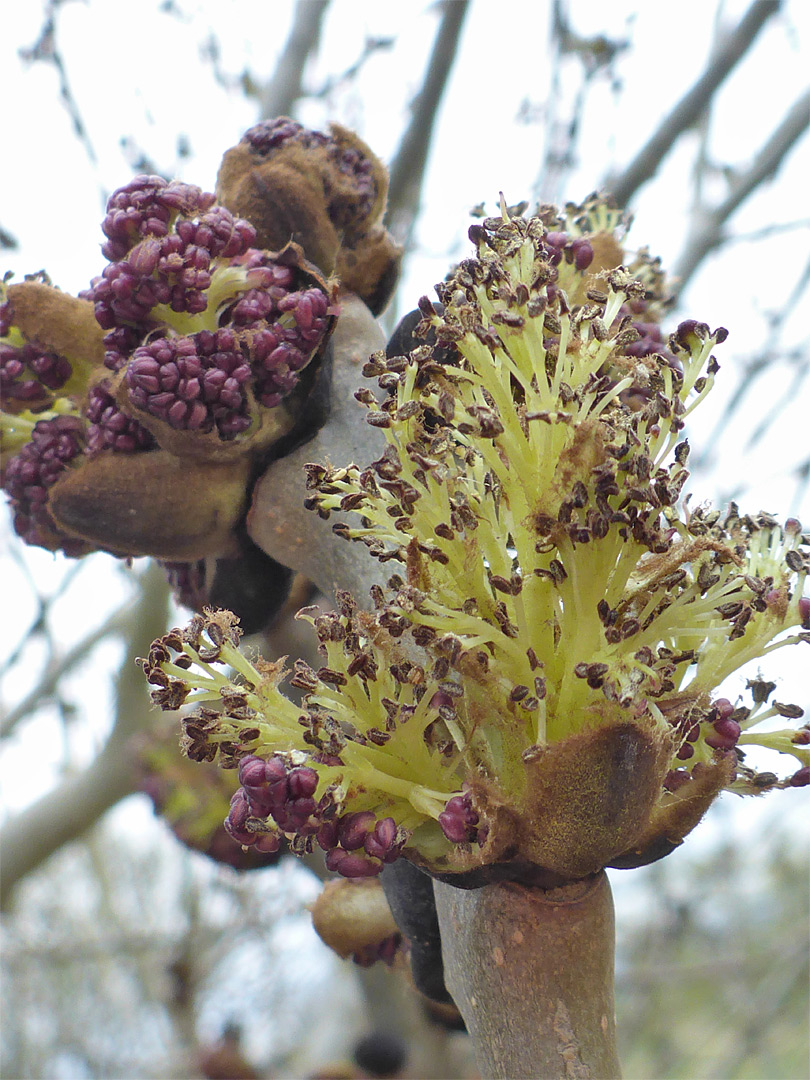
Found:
<box><xmin>247</xmin><ymin>293</ymin><xmax>388</xmax><ymax>601</ymax></box>
<box><xmin>607</xmin><ymin>0</ymin><xmax>780</xmax><ymax>207</ymax></box>
<box><xmin>257</xmin><ymin>0</ymin><xmax>330</xmax><ymax>120</ymax></box>
<box><xmin>672</xmin><ymin>88</ymin><xmax>810</xmax><ymax>295</ymax></box>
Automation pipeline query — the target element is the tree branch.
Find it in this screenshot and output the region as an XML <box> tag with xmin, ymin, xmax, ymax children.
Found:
<box><xmin>257</xmin><ymin>0</ymin><xmax>331</xmax><ymax>121</ymax></box>
<box><xmin>434</xmin><ymin>872</ymin><xmax>620</xmax><ymax>1079</ymax></box>
<box><xmin>0</xmin><ymin>562</ymin><xmax>170</xmax><ymax>909</ymax></box>
<box><xmin>607</xmin><ymin>0</ymin><xmax>780</xmax><ymax>207</ymax></box>
<box><xmin>386</xmin><ymin>0</ymin><xmax>471</xmax><ymax>246</ymax></box>
<box><xmin>672</xmin><ymin>88</ymin><xmax>810</xmax><ymax>295</ymax></box>
<box><xmin>1</xmin><ymin>603</ymin><xmax>133</xmax><ymax>739</ymax></box>
<box><xmin>246</xmin><ymin>293</ymin><xmax>389</xmax><ymax>600</ymax></box>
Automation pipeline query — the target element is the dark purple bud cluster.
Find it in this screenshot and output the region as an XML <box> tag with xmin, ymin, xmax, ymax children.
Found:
<box><xmin>241</xmin><ymin>118</ymin><xmax>377</xmax><ymax>228</ymax></box>
<box><xmin>247</xmin><ymin>286</ymin><xmax>331</xmax><ymax>407</ymax></box>
<box><xmin>225</xmin><ymin>788</ymin><xmax>284</xmax><ymax>853</ymax></box>
<box><xmin>703</xmin><ymin>697</ymin><xmax>742</xmax><ymax>751</ymax></box>
<box><xmin>224</xmin><ymin>754</ymin><xmax>405</xmax><ymax>877</ymax></box>
<box><xmin>93</xmin><ymin>191</ymin><xmax>257</xmax><ymax>339</ymax></box>
<box><xmin>100</xmin><ymin>174</ymin><xmax>219</xmax><ymax>262</ymax></box>
<box><xmin>226</xmin><ymin>754</ymin><xmax>326</xmax><ymax>853</ymax></box>
<box><xmin>323</xmin><ymin>812</ymin><xmax>404</xmax><ymax>878</ymax></box>
<box><xmin>84</xmin><ymin>382</ymin><xmax>155</xmax><ymax>454</ymax></box>
<box><xmin>125</xmin><ymin>329</ymin><xmax>253</xmax><ymax>437</ymax></box>
<box><xmin>88</xmin><ymin>176</ymin><xmax>333</xmax><ymax>429</ymax></box>
<box><xmin>242</xmin><ymin>117</ymin><xmax>329</xmax><ymax>156</ymax></box>
<box><xmin>624</xmin><ymin>320</ymin><xmax>668</xmax><ymax>359</ymax></box>
<box><xmin>2</xmin><ymin>414</ymin><xmax>87</xmax><ymax>554</ymax></box>
<box><xmin>0</xmin><ymin>339</ymin><xmax>72</xmax><ymax>411</ymax></box>
<box><xmin>438</xmin><ymin>790</ymin><xmax>481</xmax><ymax>845</ymax></box>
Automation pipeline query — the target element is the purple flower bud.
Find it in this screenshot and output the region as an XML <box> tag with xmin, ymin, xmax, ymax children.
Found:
<box><xmin>363</xmin><ymin>817</ymin><xmax>401</xmax><ymax>862</ymax></box>
<box><xmin>228</xmin><ymin>788</ymin><xmax>250</xmax><ymax>830</ymax></box>
<box><xmin>570</xmin><ymin>237</ymin><xmax>594</xmax><ymax>271</ymax></box>
<box><xmin>705</xmin><ymin>718</ymin><xmax>741</xmax><ymax>751</ymax></box>
<box><xmin>2</xmin><ymin>415</ymin><xmax>87</xmax><ymax>553</ymax></box>
<box><xmin>338</xmin><ymin>810</ymin><xmax>376</xmax><ymax>850</ymax></box>
<box><xmin>316</xmin><ymin>819</ymin><xmax>339</xmax><ymax>851</ymax></box>
<box><xmin>713</xmin><ymin>698</ymin><xmax>734</xmax><ymax>721</ymax></box>
<box><xmin>239</xmin><ymin>755</ymin><xmax>270</xmax><ymax>790</ymax></box>
<box><xmin>799</xmin><ymin>596</ymin><xmax>810</xmax><ymax>629</ymax></box>
<box><xmin>325</xmin><ymin>848</ymin><xmax>383</xmax><ymax>878</ymax></box>
<box><xmin>663</xmin><ymin>768</ymin><xmax>692</xmax><ymax>792</ymax></box>
<box><xmin>287</xmin><ymin>766</ymin><xmax>319</xmax><ymax>799</ymax></box>
<box><xmin>438</xmin><ymin>793</ymin><xmax>479</xmax><ymax>844</ymax></box>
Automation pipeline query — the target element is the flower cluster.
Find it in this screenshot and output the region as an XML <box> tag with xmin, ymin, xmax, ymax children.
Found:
<box><xmin>1</xmin><ymin>170</ymin><xmax>335</xmax><ymax>563</ymax></box>
<box><xmin>239</xmin><ymin>117</ymin><xmax>378</xmax><ymax>231</ymax></box>
<box><xmin>137</xmin><ymin>196</ymin><xmax>809</xmax><ymax>881</ymax></box>
<box><xmin>216</xmin><ymin>117</ymin><xmax>401</xmax><ymax>315</ymax></box>
<box><xmin>89</xmin><ymin>174</ymin><xmax>334</xmax><ymax>447</ymax></box>
<box><xmin>137</xmin><ymin>728</ymin><xmax>285</xmax><ymax>871</ymax></box>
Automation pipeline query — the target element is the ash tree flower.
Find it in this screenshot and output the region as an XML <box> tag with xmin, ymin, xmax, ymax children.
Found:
<box><xmin>216</xmin><ymin>117</ymin><xmax>401</xmax><ymax>315</ymax></box>
<box><xmin>145</xmin><ymin>196</ymin><xmax>808</xmax><ymax>883</ymax></box>
<box><xmin>1</xmin><ymin>171</ymin><xmax>337</xmax><ymax>565</ymax></box>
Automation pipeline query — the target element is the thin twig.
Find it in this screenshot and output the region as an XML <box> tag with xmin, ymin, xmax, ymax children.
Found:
<box><xmin>311</xmin><ymin>35</ymin><xmax>395</xmax><ymax>99</ymax></box>
<box><xmin>607</xmin><ymin>0</ymin><xmax>780</xmax><ymax>207</ymax></box>
<box><xmin>1</xmin><ymin>603</ymin><xmax>133</xmax><ymax>739</ymax></box>
<box><xmin>386</xmin><ymin>0</ymin><xmax>471</xmax><ymax>247</ymax></box>
<box><xmin>257</xmin><ymin>0</ymin><xmax>331</xmax><ymax>121</ymax></box>
<box><xmin>19</xmin><ymin>0</ymin><xmax>99</xmax><ymax>168</ymax></box>
<box><xmin>0</xmin><ymin>562</ymin><xmax>171</xmax><ymax>909</ymax></box>
<box><xmin>1</xmin><ymin>554</ymin><xmax>86</xmax><ymax>675</ymax></box>
<box><xmin>672</xmin><ymin>88</ymin><xmax>810</xmax><ymax>295</ymax></box>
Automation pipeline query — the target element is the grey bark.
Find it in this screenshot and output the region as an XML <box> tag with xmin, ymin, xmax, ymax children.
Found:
<box><xmin>257</xmin><ymin>0</ymin><xmax>330</xmax><ymax>120</ymax></box>
<box><xmin>607</xmin><ymin>0</ymin><xmax>780</xmax><ymax>207</ymax></box>
<box><xmin>435</xmin><ymin>872</ymin><xmax>621</xmax><ymax>1079</ymax></box>
<box><xmin>246</xmin><ymin>292</ymin><xmax>389</xmax><ymax>601</ymax></box>
<box><xmin>0</xmin><ymin>563</ymin><xmax>170</xmax><ymax>909</ymax></box>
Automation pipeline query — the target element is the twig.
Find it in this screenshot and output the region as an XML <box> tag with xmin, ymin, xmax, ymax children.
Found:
<box><xmin>1</xmin><ymin>554</ymin><xmax>85</xmax><ymax>675</ymax></box>
<box><xmin>311</xmin><ymin>35</ymin><xmax>395</xmax><ymax>99</ymax></box>
<box><xmin>672</xmin><ymin>88</ymin><xmax>810</xmax><ymax>295</ymax></box>
<box><xmin>19</xmin><ymin>0</ymin><xmax>99</xmax><ymax>169</ymax></box>
<box><xmin>386</xmin><ymin>0</ymin><xmax>471</xmax><ymax>248</ymax></box>
<box><xmin>1</xmin><ymin>603</ymin><xmax>133</xmax><ymax>739</ymax></box>
<box><xmin>257</xmin><ymin>0</ymin><xmax>331</xmax><ymax>121</ymax></box>
<box><xmin>607</xmin><ymin>0</ymin><xmax>780</xmax><ymax>207</ymax></box>
<box><xmin>435</xmin><ymin>873</ymin><xmax>620</xmax><ymax>1078</ymax></box>
<box><xmin>0</xmin><ymin>562</ymin><xmax>170</xmax><ymax>909</ymax></box>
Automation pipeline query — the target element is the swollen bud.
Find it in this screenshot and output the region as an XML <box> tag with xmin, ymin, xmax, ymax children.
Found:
<box><xmin>310</xmin><ymin>878</ymin><xmax>400</xmax><ymax>960</ymax></box>
<box><xmin>47</xmin><ymin>449</ymin><xmax>251</xmax><ymax>560</ymax></box>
